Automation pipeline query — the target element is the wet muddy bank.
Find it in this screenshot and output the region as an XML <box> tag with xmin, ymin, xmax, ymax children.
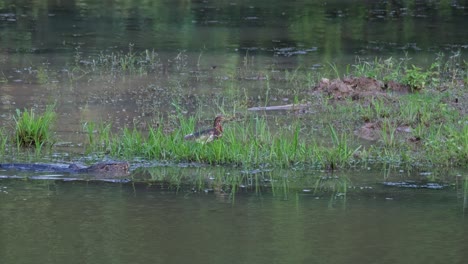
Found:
<box><xmin>1</xmin><ymin>69</ymin><xmax>467</xmax><ymax>171</ymax></box>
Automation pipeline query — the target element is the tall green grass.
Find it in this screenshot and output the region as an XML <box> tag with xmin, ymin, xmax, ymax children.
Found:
<box><xmin>85</xmin><ymin>114</ymin><xmax>361</xmax><ymax>169</ymax></box>
<box><xmin>423</xmin><ymin>124</ymin><xmax>468</xmax><ymax>166</ymax></box>
<box><xmin>13</xmin><ymin>105</ymin><xmax>56</xmax><ymax>149</ymax></box>
<box><xmin>81</xmin><ymin>101</ymin><xmax>466</xmax><ymax>169</ymax></box>
<box><xmin>83</xmin><ymin>121</ymin><xmax>113</xmax><ymax>153</ymax></box>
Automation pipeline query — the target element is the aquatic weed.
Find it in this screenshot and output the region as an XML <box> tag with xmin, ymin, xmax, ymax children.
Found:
<box><xmin>351</xmin><ymin>57</ymin><xmax>406</xmax><ymax>82</ymax></box>
<box><xmin>320</xmin><ymin>125</ymin><xmax>360</xmax><ymax>169</ymax></box>
<box><xmin>83</xmin><ymin>121</ymin><xmax>113</xmax><ymax>153</ymax></box>
<box><xmin>380</xmin><ymin>119</ymin><xmax>397</xmax><ymax>147</ymax></box>
<box><xmin>14</xmin><ymin>105</ymin><xmax>56</xmax><ymax>149</ymax></box>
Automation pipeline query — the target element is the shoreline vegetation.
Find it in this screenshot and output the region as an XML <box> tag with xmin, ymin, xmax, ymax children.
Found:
<box><xmin>1</xmin><ymin>50</ymin><xmax>467</xmax><ymax>170</ymax></box>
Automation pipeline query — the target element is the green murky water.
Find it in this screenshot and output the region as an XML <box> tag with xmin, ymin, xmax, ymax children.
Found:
<box><xmin>1</xmin><ymin>0</ymin><xmax>467</xmax><ymax>63</ymax></box>
<box><xmin>0</xmin><ymin>176</ymin><xmax>467</xmax><ymax>264</ymax></box>
<box><xmin>1</xmin><ymin>167</ymin><xmax>468</xmax><ymax>264</ymax></box>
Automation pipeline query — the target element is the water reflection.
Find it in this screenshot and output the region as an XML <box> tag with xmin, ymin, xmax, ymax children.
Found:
<box><xmin>1</xmin><ymin>0</ymin><xmax>467</xmax><ymax>66</ymax></box>
<box><xmin>1</xmin><ymin>170</ymin><xmax>467</xmax><ymax>264</ymax></box>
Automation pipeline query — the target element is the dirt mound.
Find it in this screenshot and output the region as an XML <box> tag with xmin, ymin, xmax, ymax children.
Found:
<box><xmin>314</xmin><ymin>77</ymin><xmax>410</xmax><ymax>99</ymax></box>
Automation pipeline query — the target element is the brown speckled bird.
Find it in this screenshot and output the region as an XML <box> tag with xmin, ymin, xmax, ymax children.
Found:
<box><xmin>184</xmin><ymin>115</ymin><xmax>224</xmax><ymax>144</ymax></box>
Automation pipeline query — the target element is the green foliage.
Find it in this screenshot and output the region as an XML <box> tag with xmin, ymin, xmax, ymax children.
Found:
<box><xmin>432</xmin><ymin>51</ymin><xmax>465</xmax><ymax>85</ymax></box>
<box><xmin>36</xmin><ymin>66</ymin><xmax>49</xmax><ymax>85</ymax></box>
<box><xmin>402</xmin><ymin>65</ymin><xmax>430</xmax><ymax>91</ymax></box>
<box><xmin>69</xmin><ymin>45</ymin><xmax>164</xmax><ymax>81</ymax></box>
<box><xmin>319</xmin><ymin>125</ymin><xmax>360</xmax><ymax>169</ymax></box>
<box><xmin>83</xmin><ymin>121</ymin><xmax>113</xmax><ymax>153</ymax></box>
<box><xmin>0</xmin><ymin>71</ymin><xmax>7</xmax><ymax>83</ymax></box>
<box><xmin>424</xmin><ymin>124</ymin><xmax>468</xmax><ymax>166</ymax></box>
<box><xmin>14</xmin><ymin>105</ymin><xmax>56</xmax><ymax>149</ymax></box>
<box><xmin>351</xmin><ymin>57</ymin><xmax>406</xmax><ymax>81</ymax></box>
<box><xmin>380</xmin><ymin>119</ymin><xmax>397</xmax><ymax>147</ymax></box>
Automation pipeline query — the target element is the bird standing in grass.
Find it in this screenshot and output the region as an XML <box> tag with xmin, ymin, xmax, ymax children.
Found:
<box><xmin>184</xmin><ymin>115</ymin><xmax>224</xmax><ymax>144</ymax></box>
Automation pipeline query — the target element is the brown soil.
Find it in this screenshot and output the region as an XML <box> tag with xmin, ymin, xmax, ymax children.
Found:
<box><xmin>313</xmin><ymin>77</ymin><xmax>415</xmax><ymax>141</ymax></box>
<box><xmin>355</xmin><ymin>122</ymin><xmax>380</xmax><ymax>141</ymax></box>
<box><xmin>314</xmin><ymin>77</ymin><xmax>410</xmax><ymax>100</ymax></box>
<box><xmin>354</xmin><ymin>122</ymin><xmax>416</xmax><ymax>142</ymax></box>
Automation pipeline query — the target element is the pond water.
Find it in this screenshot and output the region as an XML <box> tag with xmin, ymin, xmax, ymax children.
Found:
<box><xmin>1</xmin><ymin>0</ymin><xmax>467</xmax><ymax>64</ymax></box>
<box><xmin>1</xmin><ymin>1</ymin><xmax>468</xmax><ymax>263</ymax></box>
<box><xmin>1</xmin><ymin>166</ymin><xmax>468</xmax><ymax>264</ymax></box>
<box><xmin>1</xmin><ymin>167</ymin><xmax>468</xmax><ymax>264</ymax></box>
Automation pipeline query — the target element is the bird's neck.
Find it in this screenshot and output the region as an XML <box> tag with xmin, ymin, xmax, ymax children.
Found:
<box><xmin>214</xmin><ymin>123</ymin><xmax>223</xmax><ymax>135</ymax></box>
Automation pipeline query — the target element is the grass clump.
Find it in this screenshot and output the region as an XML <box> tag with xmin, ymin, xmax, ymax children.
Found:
<box><xmin>349</xmin><ymin>56</ymin><xmax>445</xmax><ymax>93</ymax></box>
<box><xmin>423</xmin><ymin>124</ymin><xmax>468</xmax><ymax>166</ymax></box>
<box><xmin>83</xmin><ymin>121</ymin><xmax>113</xmax><ymax>153</ymax></box>
<box><xmin>70</xmin><ymin>44</ymin><xmax>164</xmax><ymax>81</ymax></box>
<box><xmin>14</xmin><ymin>105</ymin><xmax>56</xmax><ymax>149</ymax></box>
<box><xmin>86</xmin><ymin>114</ymin><xmax>361</xmax><ymax>170</ymax></box>
<box><xmin>402</xmin><ymin>65</ymin><xmax>430</xmax><ymax>91</ymax></box>
<box><xmin>351</xmin><ymin>57</ymin><xmax>406</xmax><ymax>82</ymax></box>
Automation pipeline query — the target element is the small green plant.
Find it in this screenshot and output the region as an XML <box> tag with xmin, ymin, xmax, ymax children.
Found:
<box><xmin>419</xmin><ymin>121</ymin><xmax>468</xmax><ymax>166</ymax></box>
<box><xmin>318</xmin><ymin>125</ymin><xmax>360</xmax><ymax>170</ymax></box>
<box><xmin>327</xmin><ymin>62</ymin><xmax>341</xmax><ymax>79</ymax></box>
<box><xmin>14</xmin><ymin>105</ymin><xmax>56</xmax><ymax>148</ymax></box>
<box><xmin>352</xmin><ymin>58</ymin><xmax>380</xmax><ymax>79</ymax></box>
<box><xmin>380</xmin><ymin>119</ymin><xmax>396</xmax><ymax>147</ymax></box>
<box><xmin>36</xmin><ymin>65</ymin><xmax>49</xmax><ymax>84</ymax></box>
<box><xmin>119</xmin><ymin>43</ymin><xmax>137</xmax><ymax>73</ymax></box>
<box><xmin>83</xmin><ymin>121</ymin><xmax>96</xmax><ymax>145</ymax></box>
<box><xmin>0</xmin><ymin>71</ymin><xmax>8</xmax><ymax>83</ymax></box>
<box><xmin>83</xmin><ymin>121</ymin><xmax>113</xmax><ymax>153</ymax></box>
<box><xmin>351</xmin><ymin>57</ymin><xmax>405</xmax><ymax>81</ymax></box>
<box><xmin>403</xmin><ymin>65</ymin><xmax>430</xmax><ymax>91</ymax></box>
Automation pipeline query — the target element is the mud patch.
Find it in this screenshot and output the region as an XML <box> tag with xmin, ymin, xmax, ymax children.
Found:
<box><xmin>314</xmin><ymin>77</ymin><xmax>410</xmax><ymax>99</ymax></box>
<box><xmin>355</xmin><ymin>122</ymin><xmax>417</xmax><ymax>142</ymax></box>
<box><xmin>355</xmin><ymin>122</ymin><xmax>380</xmax><ymax>141</ymax></box>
